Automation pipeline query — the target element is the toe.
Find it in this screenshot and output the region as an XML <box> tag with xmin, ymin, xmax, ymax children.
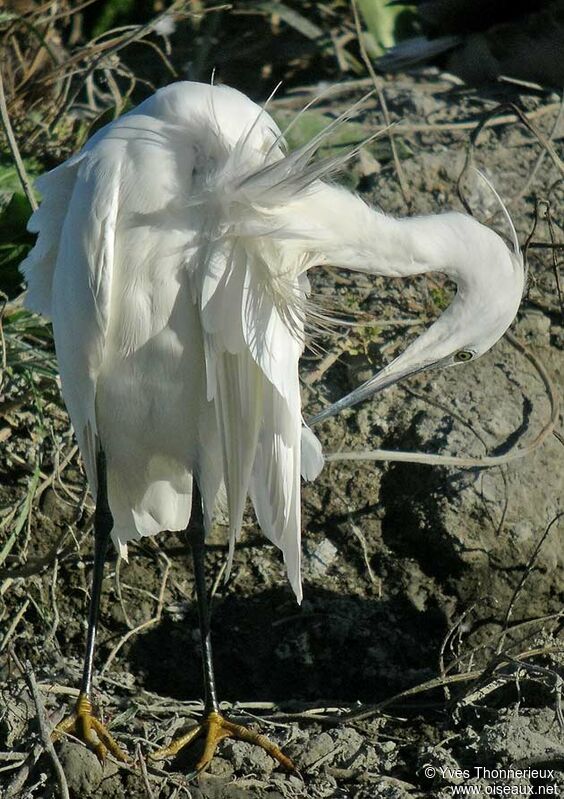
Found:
<box><xmin>91</xmin><ymin>718</ymin><xmax>129</xmax><ymax>763</ymax></box>
<box><xmin>149</xmin><ymin>723</ymin><xmax>203</xmax><ymax>761</ymax></box>
<box><xmin>220</xmin><ymin>718</ymin><xmax>297</xmax><ymax>773</ymax></box>
<box><xmin>51</xmin><ymin>699</ymin><xmax>129</xmax><ymax>764</ymax></box>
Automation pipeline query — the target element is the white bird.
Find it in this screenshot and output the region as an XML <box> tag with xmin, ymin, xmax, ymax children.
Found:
<box><xmin>20</xmin><ymin>80</ymin><xmax>524</xmax><ymax>771</ymax></box>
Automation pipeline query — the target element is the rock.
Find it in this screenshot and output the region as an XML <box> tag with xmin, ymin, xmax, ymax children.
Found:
<box><xmin>515</xmin><ymin>312</ymin><xmax>552</xmax><ymax>345</ymax></box>
<box><xmin>299</xmin><ymin>731</ymin><xmax>337</xmax><ymax>770</ymax></box>
<box><xmin>0</xmin><ymin>687</ymin><xmax>34</xmax><ymax>750</ymax></box>
<box><xmin>325</xmin><ymin>726</ymin><xmax>379</xmax><ymax>771</ymax></box>
<box><xmin>376</xmin><ymin>740</ymin><xmax>398</xmax><ymax>773</ymax></box>
<box><xmin>478</xmin><ymin>711</ymin><xmax>564</xmax><ymax>764</ymax></box>
<box><xmin>206</xmin><ymin>753</ymin><xmax>235</xmax><ymax>779</ymax></box>
<box><xmin>305</xmin><ymin>538</ymin><xmax>338</xmax><ymax>578</ymax></box>
<box><xmin>417</xmin><ymin>744</ymin><xmax>463</xmax><ymax>785</ymax></box>
<box><xmin>56</xmin><ymin>741</ymin><xmax>105</xmax><ymax>797</ymax></box>
<box><xmin>368</xmin><ymin>776</ymin><xmax>416</xmax><ymax>798</ymax></box>
<box><xmin>220</xmin><ymin>738</ymin><xmax>275</xmax><ymax>778</ymax></box>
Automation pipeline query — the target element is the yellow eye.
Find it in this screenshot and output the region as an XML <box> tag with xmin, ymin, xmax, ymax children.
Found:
<box><xmin>454</xmin><ymin>350</ymin><xmax>473</xmax><ymax>362</ymax></box>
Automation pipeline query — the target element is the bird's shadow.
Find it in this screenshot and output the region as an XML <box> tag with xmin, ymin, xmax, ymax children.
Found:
<box><xmin>128</xmin><ymin>585</ymin><xmax>448</xmax><ymax>705</ymax></box>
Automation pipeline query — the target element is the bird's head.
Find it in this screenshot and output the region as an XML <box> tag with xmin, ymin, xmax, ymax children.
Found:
<box><xmin>309</xmin><ymin>211</ymin><xmax>525</xmax><ymax>425</ymax></box>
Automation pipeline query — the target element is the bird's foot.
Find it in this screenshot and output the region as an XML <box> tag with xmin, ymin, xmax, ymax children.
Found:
<box><xmin>52</xmin><ymin>692</ymin><xmax>129</xmax><ymax>763</ymax></box>
<box><xmin>150</xmin><ymin>710</ymin><xmax>297</xmax><ymax>774</ymax></box>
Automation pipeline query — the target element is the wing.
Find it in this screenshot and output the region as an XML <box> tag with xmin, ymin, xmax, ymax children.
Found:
<box><xmin>22</xmin><ymin>146</ymin><xmax>121</xmax><ymax>494</ymax></box>
<box><xmin>197</xmin><ymin>235</ymin><xmax>307</xmax><ymax>600</ymax></box>
<box><xmin>20</xmin><ymin>152</ymin><xmax>85</xmax><ymax>317</ymax></box>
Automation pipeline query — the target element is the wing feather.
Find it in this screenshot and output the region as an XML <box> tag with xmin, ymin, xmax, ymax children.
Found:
<box><xmin>20</xmin><ymin>154</ymin><xmax>86</xmax><ymax>316</ymax></box>
<box><xmin>215</xmin><ymin>349</ymin><xmax>264</xmax><ymax>561</ymax></box>
<box><xmin>49</xmin><ymin>150</ymin><xmax>122</xmax><ymax>492</ymax></box>
<box><xmin>249</xmin><ymin>377</ymin><xmax>302</xmax><ymax>602</ymax></box>
<box><xmin>199</xmin><ymin>241</ymin><xmax>263</xmax><ymax>562</ymax></box>
<box><xmin>240</xmin><ymin>257</ymin><xmax>305</xmax><ymax>600</ymax></box>
<box><xmin>197</xmin><ymin>235</ymin><xmax>310</xmax><ymax>597</ymax></box>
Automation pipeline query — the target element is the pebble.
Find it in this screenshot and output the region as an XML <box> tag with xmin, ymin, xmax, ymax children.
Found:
<box><xmin>307</xmin><ymin>538</ymin><xmax>338</xmax><ymax>578</ymax></box>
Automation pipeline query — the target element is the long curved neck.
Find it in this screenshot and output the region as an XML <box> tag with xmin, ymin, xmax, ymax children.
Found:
<box><xmin>302</xmin><ymin>186</ymin><xmax>480</xmax><ymax>287</ymax></box>
<box><xmin>294</xmin><ymin>183</ymin><xmax>521</xmax><ymax>426</ymax></box>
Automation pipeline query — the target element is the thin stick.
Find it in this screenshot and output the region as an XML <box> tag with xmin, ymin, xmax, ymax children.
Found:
<box><xmin>270</xmin><ymin>644</ymin><xmax>562</xmax><ymax>726</ymax></box>
<box><xmin>101</xmin><ymin>553</ymin><xmax>170</xmax><ymax>674</ymax></box>
<box><xmin>0</xmin><ymin>72</ymin><xmax>38</xmax><ymax>211</ymax></box>
<box><xmin>0</xmin><ymin>599</ymin><xmax>30</xmax><ymax>653</ymax></box>
<box><xmin>5</xmin><ymin>742</ymin><xmax>45</xmax><ymax>797</ymax></box>
<box><xmin>136</xmin><ymin>743</ymin><xmax>156</xmax><ymax>799</ymax></box>
<box><xmin>496</xmin><ymin>513</ymin><xmax>564</xmax><ymax>654</ymax></box>
<box><xmin>323</xmin><ymin>331</ymin><xmax>559</xmax><ymax>469</ymax></box>
<box><xmin>351</xmin><ymin>0</ymin><xmax>411</xmax><ymax>207</ymax></box>
<box><xmin>10</xmin><ymin>652</ymin><xmax>69</xmax><ymax>799</ymax></box>
<box><xmin>46</xmin><ymin>0</ymin><xmax>222</xmax><ymax>129</ymax></box>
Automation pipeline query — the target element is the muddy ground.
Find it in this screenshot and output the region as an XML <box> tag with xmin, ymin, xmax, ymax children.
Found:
<box><xmin>1</xmin><ymin>72</ymin><xmax>563</xmax><ymax>798</ymax></box>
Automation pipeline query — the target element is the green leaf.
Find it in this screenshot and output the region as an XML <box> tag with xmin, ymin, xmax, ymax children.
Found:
<box><xmin>272</xmin><ymin>108</ymin><xmax>395</xmax><ymax>156</ymax></box>
<box><xmin>0</xmin><ymin>192</ymin><xmax>33</xmax><ymax>240</ymax></box>
<box><xmin>0</xmin><ymin>153</ymin><xmax>41</xmax><ymax>199</ymax></box>
<box><xmin>0</xmin><ymin>465</ymin><xmax>40</xmax><ymax>569</ymax></box>
<box><xmin>357</xmin><ymin>0</ymin><xmax>416</xmax><ymax>56</ymax></box>
<box><xmin>0</xmin><ymin>192</ymin><xmax>34</xmax><ymax>296</ymax></box>
<box><xmin>92</xmin><ymin>0</ymin><xmax>142</xmax><ymax>37</ymax></box>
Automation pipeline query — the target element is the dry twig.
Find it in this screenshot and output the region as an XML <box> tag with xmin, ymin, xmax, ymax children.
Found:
<box><xmin>322</xmin><ymin>331</ymin><xmax>559</xmax><ymax>469</ymax></box>
<box><xmin>0</xmin><ymin>71</ymin><xmax>37</xmax><ymax>210</ymax></box>
<box><xmin>350</xmin><ymin>0</ymin><xmax>411</xmax><ymax>207</ymax></box>
<box><xmin>100</xmin><ymin>549</ymin><xmax>170</xmax><ymax>674</ymax></box>
<box><xmin>9</xmin><ymin>651</ymin><xmax>69</xmax><ymax>799</ymax></box>
<box><xmin>496</xmin><ymin>512</ymin><xmax>564</xmax><ymax>654</ymax></box>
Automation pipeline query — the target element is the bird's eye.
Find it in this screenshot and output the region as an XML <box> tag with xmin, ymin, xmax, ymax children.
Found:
<box><xmin>454</xmin><ymin>349</ymin><xmax>473</xmax><ymax>362</ymax></box>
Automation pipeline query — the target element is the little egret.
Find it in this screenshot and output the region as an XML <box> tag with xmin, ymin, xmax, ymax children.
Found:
<box><xmin>21</xmin><ymin>81</ymin><xmax>524</xmax><ymax>770</ymax></box>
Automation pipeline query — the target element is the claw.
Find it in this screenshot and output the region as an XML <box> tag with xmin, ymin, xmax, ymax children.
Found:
<box><xmin>150</xmin><ymin>710</ymin><xmax>297</xmax><ymax>774</ymax></box>
<box><xmin>52</xmin><ymin>692</ymin><xmax>129</xmax><ymax>764</ymax></box>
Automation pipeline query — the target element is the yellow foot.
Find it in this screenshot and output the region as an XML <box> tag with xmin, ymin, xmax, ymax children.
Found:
<box><xmin>150</xmin><ymin>710</ymin><xmax>297</xmax><ymax>774</ymax></box>
<box><xmin>52</xmin><ymin>692</ymin><xmax>129</xmax><ymax>763</ymax></box>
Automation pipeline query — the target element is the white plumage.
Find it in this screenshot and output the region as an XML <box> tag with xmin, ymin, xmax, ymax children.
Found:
<box><xmin>21</xmin><ymin>81</ymin><xmax>524</xmax><ymax>603</ymax></box>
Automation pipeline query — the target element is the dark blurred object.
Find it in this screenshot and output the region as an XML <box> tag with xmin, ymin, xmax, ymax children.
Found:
<box><xmin>378</xmin><ymin>0</ymin><xmax>564</xmax><ymax>86</ymax></box>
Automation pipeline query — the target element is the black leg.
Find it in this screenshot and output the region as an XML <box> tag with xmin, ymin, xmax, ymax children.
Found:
<box><xmin>54</xmin><ymin>446</ymin><xmax>128</xmax><ymax>762</ymax></box>
<box><xmin>188</xmin><ymin>482</ymin><xmax>220</xmax><ymax>715</ymax></box>
<box><xmin>80</xmin><ymin>447</ymin><xmax>113</xmax><ymax>699</ymax></box>
<box><xmin>150</xmin><ymin>481</ymin><xmax>296</xmax><ymax>772</ymax></box>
